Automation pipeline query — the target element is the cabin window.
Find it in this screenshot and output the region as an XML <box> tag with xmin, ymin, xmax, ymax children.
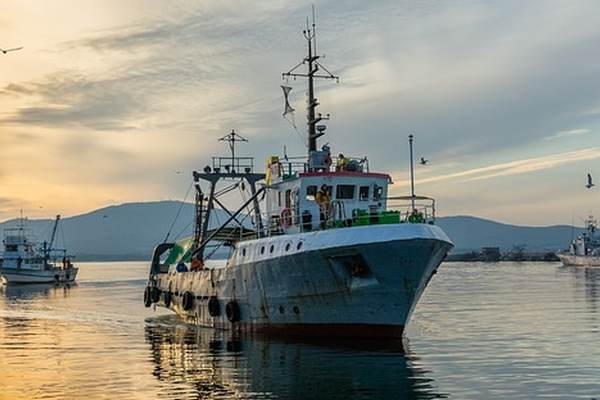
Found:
<box><xmin>260</xmin><ymin>246</ymin><xmax>265</xmax><ymax>255</ymax></box>
<box><xmin>278</xmin><ymin>191</ymin><xmax>282</xmax><ymax>207</ymax></box>
<box><xmin>336</xmin><ymin>185</ymin><xmax>355</xmax><ymax>200</ymax></box>
<box><xmin>5</xmin><ymin>245</ymin><xmax>17</xmax><ymax>251</ymax></box>
<box><xmin>373</xmin><ymin>184</ymin><xmax>383</xmax><ymax>201</ymax></box>
<box><xmin>359</xmin><ymin>186</ymin><xmax>369</xmax><ymax>201</ymax></box>
<box><xmin>306</xmin><ymin>185</ymin><xmax>317</xmax><ymax>201</ymax></box>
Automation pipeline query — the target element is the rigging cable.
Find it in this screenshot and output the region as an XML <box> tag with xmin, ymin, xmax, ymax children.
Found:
<box><xmin>164</xmin><ymin>181</ymin><xmax>193</xmax><ymax>243</ymax></box>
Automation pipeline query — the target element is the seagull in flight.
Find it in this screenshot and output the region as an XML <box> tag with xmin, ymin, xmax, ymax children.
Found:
<box><xmin>586</xmin><ymin>173</ymin><xmax>595</xmax><ymax>189</ymax></box>
<box><xmin>1</xmin><ymin>46</ymin><xmax>23</xmax><ymax>54</ymax></box>
<box><xmin>419</xmin><ymin>157</ymin><xmax>428</xmax><ymax>165</ymax></box>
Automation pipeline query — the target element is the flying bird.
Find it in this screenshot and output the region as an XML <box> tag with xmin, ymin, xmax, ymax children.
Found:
<box><xmin>1</xmin><ymin>46</ymin><xmax>23</xmax><ymax>54</ymax></box>
<box><xmin>419</xmin><ymin>157</ymin><xmax>428</xmax><ymax>165</ymax></box>
<box><xmin>586</xmin><ymin>173</ymin><xmax>594</xmax><ymax>189</ymax></box>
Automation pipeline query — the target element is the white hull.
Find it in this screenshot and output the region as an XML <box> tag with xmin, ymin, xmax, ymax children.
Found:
<box><xmin>557</xmin><ymin>253</ymin><xmax>600</xmax><ymax>267</ymax></box>
<box><xmin>150</xmin><ymin>224</ymin><xmax>453</xmax><ymax>338</ymax></box>
<box><xmin>1</xmin><ymin>267</ymin><xmax>78</xmax><ymax>284</ymax></box>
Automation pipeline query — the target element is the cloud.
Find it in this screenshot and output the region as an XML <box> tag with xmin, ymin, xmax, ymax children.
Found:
<box><xmin>0</xmin><ymin>72</ymin><xmax>148</xmax><ymax>131</ymax></box>
<box><xmin>545</xmin><ymin>128</ymin><xmax>589</xmax><ymax>140</ymax></box>
<box><xmin>394</xmin><ymin>147</ymin><xmax>600</xmax><ymax>187</ymax></box>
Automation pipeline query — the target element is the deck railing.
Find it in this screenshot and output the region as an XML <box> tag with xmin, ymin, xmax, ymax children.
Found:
<box><xmin>276</xmin><ymin>155</ymin><xmax>370</xmax><ymax>177</ymax></box>
<box><xmin>257</xmin><ymin>195</ymin><xmax>435</xmax><ymax>237</ymax></box>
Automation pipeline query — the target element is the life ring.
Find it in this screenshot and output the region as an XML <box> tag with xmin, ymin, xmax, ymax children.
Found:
<box><xmin>280</xmin><ymin>208</ymin><xmax>293</xmax><ymax>228</ymax></box>
<box><xmin>163</xmin><ymin>291</ymin><xmax>172</xmax><ymax>308</ymax></box>
<box><xmin>208</xmin><ymin>296</ymin><xmax>220</xmax><ymax>317</ymax></box>
<box><xmin>225</xmin><ymin>300</ymin><xmax>240</xmax><ymax>323</ymax></box>
<box><xmin>182</xmin><ymin>291</ymin><xmax>195</xmax><ymax>311</ymax></box>
<box><xmin>151</xmin><ymin>287</ymin><xmax>161</xmax><ymax>303</ymax></box>
<box><xmin>143</xmin><ymin>286</ymin><xmax>152</xmax><ymax>308</ymax></box>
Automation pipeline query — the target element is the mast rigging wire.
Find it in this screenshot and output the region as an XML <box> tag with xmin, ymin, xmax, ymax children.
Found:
<box><xmin>164</xmin><ymin>181</ymin><xmax>193</xmax><ymax>243</ymax></box>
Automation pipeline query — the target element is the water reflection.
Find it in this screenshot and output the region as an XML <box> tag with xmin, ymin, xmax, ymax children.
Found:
<box><xmin>145</xmin><ymin>316</ymin><xmax>445</xmax><ymax>399</ymax></box>
<box><xmin>0</xmin><ymin>282</ymin><xmax>76</xmax><ymax>301</ymax></box>
<box><xmin>560</xmin><ymin>266</ymin><xmax>600</xmax><ymax>316</ymax></box>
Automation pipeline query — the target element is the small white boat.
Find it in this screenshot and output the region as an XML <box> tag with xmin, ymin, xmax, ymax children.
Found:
<box><xmin>0</xmin><ymin>215</ymin><xmax>78</xmax><ymax>284</ymax></box>
<box><xmin>557</xmin><ymin>216</ymin><xmax>600</xmax><ymax>267</ymax></box>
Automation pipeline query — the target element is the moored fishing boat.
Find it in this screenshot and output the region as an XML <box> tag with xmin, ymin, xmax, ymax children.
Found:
<box><xmin>0</xmin><ymin>215</ymin><xmax>77</xmax><ymax>284</ymax></box>
<box><xmin>144</xmin><ymin>14</ymin><xmax>453</xmax><ymax>338</ymax></box>
<box><xmin>557</xmin><ymin>216</ymin><xmax>600</xmax><ymax>267</ymax></box>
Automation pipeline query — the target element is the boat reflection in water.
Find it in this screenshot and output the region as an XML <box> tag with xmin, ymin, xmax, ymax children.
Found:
<box><xmin>0</xmin><ymin>282</ymin><xmax>76</xmax><ymax>300</ymax></box>
<box><xmin>145</xmin><ymin>315</ymin><xmax>446</xmax><ymax>400</ymax></box>
<box><xmin>560</xmin><ymin>265</ymin><xmax>600</xmax><ymax>312</ymax></box>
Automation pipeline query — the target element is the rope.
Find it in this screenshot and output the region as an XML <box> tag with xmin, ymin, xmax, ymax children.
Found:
<box><xmin>164</xmin><ymin>181</ymin><xmax>193</xmax><ymax>243</ymax></box>
<box><xmin>284</xmin><ymin>114</ymin><xmax>307</xmax><ymax>148</ymax></box>
<box><xmin>172</xmin><ymin>219</ymin><xmax>193</xmax><ymax>242</ymax></box>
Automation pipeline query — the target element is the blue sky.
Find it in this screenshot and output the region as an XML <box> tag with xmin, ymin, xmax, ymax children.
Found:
<box><xmin>1</xmin><ymin>0</ymin><xmax>600</xmax><ymax>225</ymax></box>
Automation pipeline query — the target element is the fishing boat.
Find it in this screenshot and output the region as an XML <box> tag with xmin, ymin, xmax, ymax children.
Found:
<box><xmin>557</xmin><ymin>216</ymin><xmax>600</xmax><ymax>266</ymax></box>
<box><xmin>0</xmin><ymin>215</ymin><xmax>78</xmax><ymax>284</ymax></box>
<box><xmin>144</xmin><ymin>15</ymin><xmax>453</xmax><ymax>338</ymax></box>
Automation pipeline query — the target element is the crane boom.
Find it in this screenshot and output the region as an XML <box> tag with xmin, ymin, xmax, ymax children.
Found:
<box><xmin>48</xmin><ymin>215</ymin><xmax>61</xmax><ymax>251</ymax></box>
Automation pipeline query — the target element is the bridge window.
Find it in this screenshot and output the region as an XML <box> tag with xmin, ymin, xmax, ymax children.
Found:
<box><xmin>359</xmin><ymin>186</ymin><xmax>369</xmax><ymax>201</ymax></box>
<box><xmin>336</xmin><ymin>185</ymin><xmax>355</xmax><ymax>199</ymax></box>
<box><xmin>306</xmin><ymin>185</ymin><xmax>317</xmax><ymax>201</ymax></box>
<box><xmin>373</xmin><ymin>184</ymin><xmax>383</xmax><ymax>201</ymax></box>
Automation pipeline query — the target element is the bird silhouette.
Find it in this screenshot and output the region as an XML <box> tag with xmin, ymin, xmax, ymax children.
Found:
<box><xmin>586</xmin><ymin>173</ymin><xmax>595</xmax><ymax>189</ymax></box>
<box><xmin>1</xmin><ymin>46</ymin><xmax>23</xmax><ymax>54</ymax></box>
<box><xmin>419</xmin><ymin>157</ymin><xmax>428</xmax><ymax>165</ymax></box>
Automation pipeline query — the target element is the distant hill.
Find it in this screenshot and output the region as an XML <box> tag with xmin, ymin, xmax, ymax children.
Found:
<box><xmin>0</xmin><ymin>202</ymin><xmax>582</xmax><ymax>260</ymax></box>
<box><xmin>0</xmin><ymin>201</ymin><xmax>232</xmax><ymax>260</ymax></box>
<box><xmin>436</xmin><ymin>215</ymin><xmax>582</xmax><ymax>252</ymax></box>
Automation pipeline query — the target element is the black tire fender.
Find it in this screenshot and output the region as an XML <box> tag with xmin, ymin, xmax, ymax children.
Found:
<box><xmin>225</xmin><ymin>300</ymin><xmax>240</xmax><ymax>323</ymax></box>
<box><xmin>163</xmin><ymin>291</ymin><xmax>172</xmax><ymax>308</ymax></box>
<box><xmin>143</xmin><ymin>286</ymin><xmax>152</xmax><ymax>308</ymax></box>
<box><xmin>151</xmin><ymin>286</ymin><xmax>161</xmax><ymax>303</ymax></box>
<box><xmin>182</xmin><ymin>291</ymin><xmax>195</xmax><ymax>311</ymax></box>
<box><xmin>208</xmin><ymin>296</ymin><xmax>220</xmax><ymax>317</ymax></box>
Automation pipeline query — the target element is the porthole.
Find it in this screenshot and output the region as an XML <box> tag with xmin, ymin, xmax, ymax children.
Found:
<box><xmin>270</xmin><ymin>245</ymin><xmax>275</xmax><ymax>253</ymax></box>
<box><xmin>260</xmin><ymin>246</ymin><xmax>265</xmax><ymax>254</ymax></box>
<box><xmin>285</xmin><ymin>243</ymin><xmax>291</xmax><ymax>252</ymax></box>
<box><xmin>279</xmin><ymin>305</ymin><xmax>285</xmax><ymax>314</ymax></box>
<box><xmin>293</xmin><ymin>306</ymin><xmax>300</xmax><ymax>314</ymax></box>
<box><xmin>296</xmin><ymin>242</ymin><xmax>303</xmax><ymax>250</ymax></box>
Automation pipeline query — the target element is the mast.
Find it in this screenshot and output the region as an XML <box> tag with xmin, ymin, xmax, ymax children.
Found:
<box><xmin>48</xmin><ymin>215</ymin><xmax>61</xmax><ymax>251</ymax></box>
<box><xmin>282</xmin><ymin>7</ymin><xmax>339</xmax><ymax>155</ymax></box>
<box><xmin>219</xmin><ymin>129</ymin><xmax>248</xmax><ymax>173</ymax></box>
<box><xmin>409</xmin><ymin>135</ymin><xmax>416</xmax><ymax>210</ymax></box>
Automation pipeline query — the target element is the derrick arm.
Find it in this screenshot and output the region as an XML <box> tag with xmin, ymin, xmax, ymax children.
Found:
<box><xmin>189</xmin><ymin>186</ymin><xmax>266</xmax><ymax>261</ymax></box>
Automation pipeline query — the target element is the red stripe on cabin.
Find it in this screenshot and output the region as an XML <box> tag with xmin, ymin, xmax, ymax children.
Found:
<box><xmin>299</xmin><ymin>171</ymin><xmax>391</xmax><ymax>180</ymax></box>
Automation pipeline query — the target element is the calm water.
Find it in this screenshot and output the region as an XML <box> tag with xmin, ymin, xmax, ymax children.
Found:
<box><xmin>1</xmin><ymin>261</ymin><xmax>599</xmax><ymax>399</ymax></box>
